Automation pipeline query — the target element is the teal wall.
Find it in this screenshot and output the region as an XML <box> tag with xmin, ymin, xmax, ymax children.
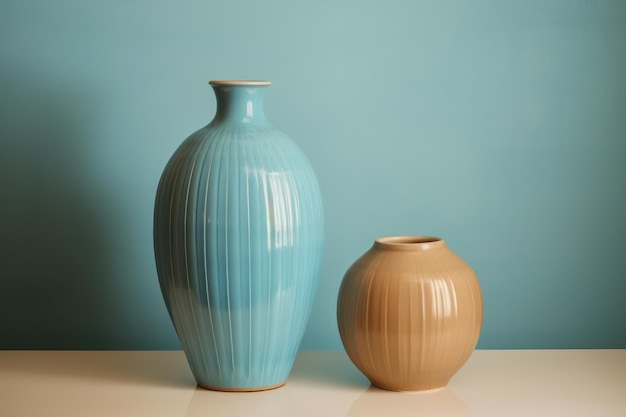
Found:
<box><xmin>1</xmin><ymin>0</ymin><xmax>625</xmax><ymax>350</ymax></box>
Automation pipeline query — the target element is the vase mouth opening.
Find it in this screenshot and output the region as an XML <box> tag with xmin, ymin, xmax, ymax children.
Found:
<box><xmin>209</xmin><ymin>80</ymin><xmax>271</xmax><ymax>86</ymax></box>
<box><xmin>374</xmin><ymin>236</ymin><xmax>445</xmax><ymax>251</ymax></box>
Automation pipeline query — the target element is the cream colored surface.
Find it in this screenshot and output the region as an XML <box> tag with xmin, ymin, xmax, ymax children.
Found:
<box><xmin>1</xmin><ymin>350</ymin><xmax>624</xmax><ymax>417</ymax></box>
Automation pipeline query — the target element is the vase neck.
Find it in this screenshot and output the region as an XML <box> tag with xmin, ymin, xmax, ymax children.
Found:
<box><xmin>209</xmin><ymin>81</ymin><xmax>271</xmax><ymax>126</ymax></box>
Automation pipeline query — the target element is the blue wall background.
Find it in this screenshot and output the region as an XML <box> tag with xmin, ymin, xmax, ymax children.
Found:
<box><xmin>1</xmin><ymin>0</ymin><xmax>625</xmax><ymax>350</ymax></box>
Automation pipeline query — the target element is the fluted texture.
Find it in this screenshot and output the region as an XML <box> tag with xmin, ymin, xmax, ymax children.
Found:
<box><xmin>337</xmin><ymin>236</ymin><xmax>482</xmax><ymax>391</ymax></box>
<box><xmin>154</xmin><ymin>82</ymin><xmax>323</xmax><ymax>391</ymax></box>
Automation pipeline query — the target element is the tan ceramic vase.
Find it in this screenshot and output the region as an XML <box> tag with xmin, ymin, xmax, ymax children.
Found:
<box><xmin>337</xmin><ymin>236</ymin><xmax>483</xmax><ymax>392</ymax></box>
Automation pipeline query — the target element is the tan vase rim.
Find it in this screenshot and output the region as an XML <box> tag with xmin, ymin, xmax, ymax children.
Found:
<box><xmin>374</xmin><ymin>236</ymin><xmax>446</xmax><ymax>251</ymax></box>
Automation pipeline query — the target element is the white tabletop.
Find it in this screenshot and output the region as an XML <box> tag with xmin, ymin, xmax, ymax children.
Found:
<box><xmin>1</xmin><ymin>350</ymin><xmax>624</xmax><ymax>416</ymax></box>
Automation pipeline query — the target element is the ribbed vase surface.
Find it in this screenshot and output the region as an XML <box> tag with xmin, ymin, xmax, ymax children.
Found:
<box><xmin>337</xmin><ymin>236</ymin><xmax>482</xmax><ymax>391</ymax></box>
<box><xmin>154</xmin><ymin>81</ymin><xmax>323</xmax><ymax>391</ymax></box>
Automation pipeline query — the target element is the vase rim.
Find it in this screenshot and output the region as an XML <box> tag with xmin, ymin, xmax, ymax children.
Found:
<box><xmin>209</xmin><ymin>80</ymin><xmax>271</xmax><ymax>86</ymax></box>
<box><xmin>374</xmin><ymin>236</ymin><xmax>446</xmax><ymax>251</ymax></box>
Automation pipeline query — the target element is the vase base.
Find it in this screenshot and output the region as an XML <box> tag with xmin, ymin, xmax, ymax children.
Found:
<box><xmin>371</xmin><ymin>382</ymin><xmax>447</xmax><ymax>393</ymax></box>
<box><xmin>197</xmin><ymin>381</ymin><xmax>286</xmax><ymax>392</ymax></box>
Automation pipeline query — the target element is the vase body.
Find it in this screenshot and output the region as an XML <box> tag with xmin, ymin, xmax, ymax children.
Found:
<box><xmin>337</xmin><ymin>236</ymin><xmax>482</xmax><ymax>392</ymax></box>
<box><xmin>154</xmin><ymin>81</ymin><xmax>323</xmax><ymax>391</ymax></box>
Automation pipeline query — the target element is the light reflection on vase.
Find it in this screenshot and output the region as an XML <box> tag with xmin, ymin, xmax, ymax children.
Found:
<box><xmin>347</xmin><ymin>386</ymin><xmax>473</xmax><ymax>417</ymax></box>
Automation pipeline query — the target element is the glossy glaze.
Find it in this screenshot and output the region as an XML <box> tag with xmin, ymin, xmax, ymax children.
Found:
<box><xmin>154</xmin><ymin>81</ymin><xmax>323</xmax><ymax>391</ymax></box>
<box><xmin>337</xmin><ymin>236</ymin><xmax>483</xmax><ymax>391</ymax></box>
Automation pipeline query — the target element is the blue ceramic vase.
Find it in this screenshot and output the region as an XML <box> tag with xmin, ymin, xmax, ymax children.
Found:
<box><xmin>154</xmin><ymin>80</ymin><xmax>323</xmax><ymax>391</ymax></box>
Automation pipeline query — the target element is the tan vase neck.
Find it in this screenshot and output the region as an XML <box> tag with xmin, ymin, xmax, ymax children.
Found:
<box><xmin>373</xmin><ymin>236</ymin><xmax>446</xmax><ymax>251</ymax></box>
